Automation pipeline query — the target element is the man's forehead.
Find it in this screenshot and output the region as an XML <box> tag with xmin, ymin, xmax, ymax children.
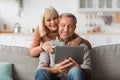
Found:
<box><xmin>59</xmin><ymin>17</ymin><xmax>75</xmax><ymax>25</ymax></box>
<box><xmin>59</xmin><ymin>17</ymin><xmax>73</xmax><ymax>22</ymax></box>
<box><xmin>60</xmin><ymin>16</ymin><xmax>72</xmax><ymax>19</ymax></box>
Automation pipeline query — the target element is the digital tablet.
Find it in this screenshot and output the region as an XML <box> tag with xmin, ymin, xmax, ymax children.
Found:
<box><xmin>55</xmin><ymin>46</ymin><xmax>84</xmax><ymax>64</ymax></box>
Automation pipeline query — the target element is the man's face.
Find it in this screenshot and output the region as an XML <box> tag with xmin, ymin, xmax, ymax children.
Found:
<box><xmin>58</xmin><ymin>16</ymin><xmax>76</xmax><ymax>41</ymax></box>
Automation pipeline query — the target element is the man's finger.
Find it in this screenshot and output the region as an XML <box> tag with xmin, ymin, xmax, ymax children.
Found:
<box><xmin>59</xmin><ymin>62</ymin><xmax>73</xmax><ymax>70</ymax></box>
<box><xmin>59</xmin><ymin>59</ymin><xmax>70</xmax><ymax>66</ymax></box>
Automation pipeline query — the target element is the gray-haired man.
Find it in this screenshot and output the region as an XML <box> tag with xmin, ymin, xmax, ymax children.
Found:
<box><xmin>35</xmin><ymin>13</ymin><xmax>91</xmax><ymax>80</ymax></box>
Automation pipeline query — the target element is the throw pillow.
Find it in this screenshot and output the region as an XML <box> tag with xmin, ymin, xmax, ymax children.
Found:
<box><xmin>0</xmin><ymin>62</ymin><xmax>13</xmax><ymax>80</ymax></box>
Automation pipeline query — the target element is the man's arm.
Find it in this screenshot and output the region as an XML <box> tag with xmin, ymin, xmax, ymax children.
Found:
<box><xmin>40</xmin><ymin>58</ymin><xmax>74</xmax><ymax>74</ymax></box>
<box><xmin>80</xmin><ymin>44</ymin><xmax>91</xmax><ymax>79</ymax></box>
<box><xmin>38</xmin><ymin>51</ymin><xmax>50</xmax><ymax>68</ymax></box>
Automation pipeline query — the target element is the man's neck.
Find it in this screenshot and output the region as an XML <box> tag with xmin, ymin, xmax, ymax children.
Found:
<box><xmin>58</xmin><ymin>36</ymin><xmax>73</xmax><ymax>43</ymax></box>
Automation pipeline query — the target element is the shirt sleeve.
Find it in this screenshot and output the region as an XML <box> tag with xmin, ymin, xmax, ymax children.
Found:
<box><xmin>80</xmin><ymin>44</ymin><xmax>91</xmax><ymax>70</ymax></box>
<box><xmin>38</xmin><ymin>51</ymin><xmax>50</xmax><ymax>69</ymax></box>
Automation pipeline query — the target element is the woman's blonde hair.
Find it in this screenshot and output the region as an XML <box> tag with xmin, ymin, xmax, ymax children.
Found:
<box><xmin>41</xmin><ymin>6</ymin><xmax>59</xmax><ymax>36</ymax></box>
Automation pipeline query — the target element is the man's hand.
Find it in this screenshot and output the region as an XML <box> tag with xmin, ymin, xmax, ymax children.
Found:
<box><xmin>68</xmin><ymin>57</ymin><xmax>80</xmax><ymax>67</ymax></box>
<box><xmin>42</xmin><ymin>44</ymin><xmax>55</xmax><ymax>53</ymax></box>
<box><xmin>51</xmin><ymin>59</ymin><xmax>73</xmax><ymax>74</ymax></box>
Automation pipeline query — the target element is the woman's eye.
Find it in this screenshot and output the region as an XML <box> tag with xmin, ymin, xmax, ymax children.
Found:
<box><xmin>61</xmin><ymin>24</ymin><xmax>65</xmax><ymax>27</ymax></box>
<box><xmin>46</xmin><ymin>19</ymin><xmax>50</xmax><ymax>21</ymax></box>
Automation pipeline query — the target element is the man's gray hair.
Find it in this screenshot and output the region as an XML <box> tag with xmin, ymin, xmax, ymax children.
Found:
<box><xmin>59</xmin><ymin>13</ymin><xmax>77</xmax><ymax>25</ymax></box>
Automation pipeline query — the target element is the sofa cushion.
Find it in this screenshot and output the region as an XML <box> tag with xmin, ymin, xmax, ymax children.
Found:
<box><xmin>0</xmin><ymin>45</ymin><xmax>39</xmax><ymax>80</ymax></box>
<box><xmin>0</xmin><ymin>62</ymin><xmax>13</xmax><ymax>80</ymax></box>
<box><xmin>90</xmin><ymin>44</ymin><xmax>120</xmax><ymax>80</ymax></box>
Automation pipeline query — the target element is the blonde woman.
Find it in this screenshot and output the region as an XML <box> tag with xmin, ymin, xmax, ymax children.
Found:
<box><xmin>29</xmin><ymin>6</ymin><xmax>91</xmax><ymax>57</ymax></box>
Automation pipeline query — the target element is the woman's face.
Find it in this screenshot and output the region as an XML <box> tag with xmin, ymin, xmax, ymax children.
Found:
<box><xmin>44</xmin><ymin>16</ymin><xmax>59</xmax><ymax>32</ymax></box>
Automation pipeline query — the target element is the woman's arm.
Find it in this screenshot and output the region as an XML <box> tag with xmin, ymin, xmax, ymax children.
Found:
<box><xmin>67</xmin><ymin>33</ymin><xmax>92</xmax><ymax>49</ymax></box>
<box><xmin>29</xmin><ymin>26</ymin><xmax>43</xmax><ymax>57</ymax></box>
<box><xmin>82</xmin><ymin>38</ymin><xmax>92</xmax><ymax>49</ymax></box>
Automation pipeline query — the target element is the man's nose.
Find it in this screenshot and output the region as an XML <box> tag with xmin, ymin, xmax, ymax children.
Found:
<box><xmin>64</xmin><ymin>26</ymin><xmax>68</xmax><ymax>31</ymax></box>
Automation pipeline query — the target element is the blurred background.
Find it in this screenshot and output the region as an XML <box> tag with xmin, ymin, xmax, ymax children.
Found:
<box><xmin>0</xmin><ymin>0</ymin><xmax>120</xmax><ymax>48</ymax></box>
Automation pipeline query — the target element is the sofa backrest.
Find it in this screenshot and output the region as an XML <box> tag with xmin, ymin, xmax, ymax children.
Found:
<box><xmin>90</xmin><ymin>44</ymin><xmax>120</xmax><ymax>80</ymax></box>
<box><xmin>1</xmin><ymin>44</ymin><xmax>120</xmax><ymax>80</ymax></box>
<box><xmin>0</xmin><ymin>45</ymin><xmax>39</xmax><ymax>80</ymax></box>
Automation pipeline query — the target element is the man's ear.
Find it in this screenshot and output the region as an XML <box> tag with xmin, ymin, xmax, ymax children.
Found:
<box><xmin>74</xmin><ymin>26</ymin><xmax>76</xmax><ymax>31</ymax></box>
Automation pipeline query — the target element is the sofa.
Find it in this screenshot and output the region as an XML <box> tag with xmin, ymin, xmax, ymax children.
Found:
<box><xmin>90</xmin><ymin>44</ymin><xmax>120</xmax><ymax>80</ymax></box>
<box><xmin>0</xmin><ymin>44</ymin><xmax>120</xmax><ymax>80</ymax></box>
<box><xmin>0</xmin><ymin>45</ymin><xmax>39</xmax><ymax>80</ymax></box>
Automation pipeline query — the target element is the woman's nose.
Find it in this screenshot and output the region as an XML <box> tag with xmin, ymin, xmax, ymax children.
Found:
<box><xmin>51</xmin><ymin>19</ymin><xmax>55</xmax><ymax>23</ymax></box>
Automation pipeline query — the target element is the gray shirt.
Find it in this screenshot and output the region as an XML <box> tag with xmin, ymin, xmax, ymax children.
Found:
<box><xmin>38</xmin><ymin>37</ymin><xmax>91</xmax><ymax>70</ymax></box>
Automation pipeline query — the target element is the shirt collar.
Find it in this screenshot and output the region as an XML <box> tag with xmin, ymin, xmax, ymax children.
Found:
<box><xmin>56</xmin><ymin>36</ymin><xmax>73</xmax><ymax>45</ymax></box>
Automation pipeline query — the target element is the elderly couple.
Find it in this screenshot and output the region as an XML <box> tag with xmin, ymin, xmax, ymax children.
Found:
<box><xmin>30</xmin><ymin>6</ymin><xmax>91</xmax><ymax>80</ymax></box>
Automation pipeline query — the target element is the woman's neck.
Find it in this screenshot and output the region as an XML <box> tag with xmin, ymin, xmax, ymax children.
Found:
<box><xmin>46</xmin><ymin>31</ymin><xmax>58</xmax><ymax>38</ymax></box>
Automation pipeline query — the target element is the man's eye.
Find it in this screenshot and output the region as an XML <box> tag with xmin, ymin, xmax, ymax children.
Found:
<box><xmin>68</xmin><ymin>25</ymin><xmax>72</xmax><ymax>28</ymax></box>
<box><xmin>53</xmin><ymin>17</ymin><xmax>58</xmax><ymax>20</ymax></box>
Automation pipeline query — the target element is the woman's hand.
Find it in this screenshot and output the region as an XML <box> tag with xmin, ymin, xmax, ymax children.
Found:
<box><xmin>67</xmin><ymin>37</ymin><xmax>82</xmax><ymax>46</ymax></box>
<box><xmin>42</xmin><ymin>44</ymin><xmax>55</xmax><ymax>54</ymax></box>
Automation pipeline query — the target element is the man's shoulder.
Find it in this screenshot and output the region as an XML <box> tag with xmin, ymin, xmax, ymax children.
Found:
<box><xmin>44</xmin><ymin>38</ymin><xmax>58</xmax><ymax>45</ymax></box>
<box><xmin>79</xmin><ymin>43</ymin><xmax>88</xmax><ymax>49</ymax></box>
<box><xmin>44</xmin><ymin>40</ymin><xmax>55</xmax><ymax>44</ymax></box>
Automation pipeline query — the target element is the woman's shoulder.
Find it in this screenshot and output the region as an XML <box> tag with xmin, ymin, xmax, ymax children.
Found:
<box><xmin>40</xmin><ymin>35</ymin><xmax>51</xmax><ymax>42</ymax></box>
<box><xmin>33</xmin><ymin>26</ymin><xmax>41</xmax><ymax>37</ymax></box>
<box><xmin>41</xmin><ymin>33</ymin><xmax>58</xmax><ymax>42</ymax></box>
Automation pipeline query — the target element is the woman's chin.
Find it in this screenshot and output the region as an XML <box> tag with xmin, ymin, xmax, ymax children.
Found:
<box><xmin>50</xmin><ymin>29</ymin><xmax>57</xmax><ymax>32</ymax></box>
